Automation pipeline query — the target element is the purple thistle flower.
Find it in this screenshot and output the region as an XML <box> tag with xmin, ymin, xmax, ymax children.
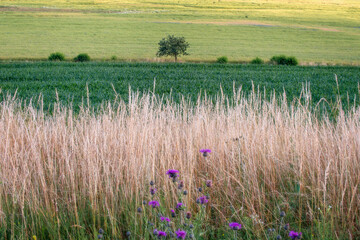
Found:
<box><xmin>280</xmin><ymin>211</ymin><xmax>285</xmax><ymax>218</ymax></box>
<box><xmin>150</xmin><ymin>188</ymin><xmax>157</xmax><ymax>195</ymax></box>
<box><xmin>206</xmin><ymin>180</ymin><xmax>212</xmax><ymax>188</ymax></box>
<box><xmin>186</xmin><ymin>211</ymin><xmax>192</xmax><ymax>219</ymax></box>
<box><xmin>178</xmin><ymin>180</ymin><xmax>184</xmax><ymax>189</ymax></box>
<box><xmin>165</xmin><ymin>217</ymin><xmax>171</xmax><ymax>222</ymax></box>
<box><xmin>153</xmin><ymin>229</ymin><xmax>158</xmax><ymax>236</ymax></box>
<box><xmin>229</xmin><ymin>222</ymin><xmax>242</xmax><ymax>230</ymax></box>
<box><xmin>176</xmin><ymin>202</ymin><xmax>184</xmax><ymax>209</ymax></box>
<box><xmin>200</xmin><ymin>149</ymin><xmax>211</xmax><ymax>157</ymax></box>
<box><xmin>166</xmin><ymin>169</ymin><xmax>179</xmax><ymax>178</ymax></box>
<box><xmin>175</xmin><ymin>229</ymin><xmax>187</xmax><ymax>239</ymax></box>
<box><xmin>200</xmin><ymin>149</ymin><xmax>211</xmax><ymax>153</ymax></box>
<box><xmin>160</xmin><ymin>216</ymin><xmax>165</xmax><ymax>221</ymax></box>
<box><xmin>197</xmin><ymin>196</ymin><xmax>208</xmax><ymax>204</ymax></box>
<box><xmin>158</xmin><ymin>231</ymin><xmax>167</xmax><ymax>237</ymax></box>
<box><xmin>171</xmin><ymin>209</ymin><xmax>176</xmax><ymax>217</ymax></box>
<box><xmin>289</xmin><ymin>231</ymin><xmax>302</xmax><ymax>239</ymax></box>
<box><xmin>148</xmin><ymin>200</ymin><xmax>160</xmax><ymax>208</ymax></box>
<box><xmin>284</xmin><ymin>223</ymin><xmax>290</xmax><ymax>230</ymax></box>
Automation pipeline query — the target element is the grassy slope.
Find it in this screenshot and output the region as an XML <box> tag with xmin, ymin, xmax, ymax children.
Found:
<box><xmin>0</xmin><ymin>0</ymin><xmax>359</xmax><ymax>63</ymax></box>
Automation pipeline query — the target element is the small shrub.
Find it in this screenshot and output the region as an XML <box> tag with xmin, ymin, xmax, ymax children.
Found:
<box><xmin>216</xmin><ymin>56</ymin><xmax>228</xmax><ymax>64</ymax></box>
<box><xmin>270</xmin><ymin>55</ymin><xmax>288</xmax><ymax>65</ymax></box>
<box><xmin>48</xmin><ymin>52</ymin><xmax>65</xmax><ymax>61</ymax></box>
<box><xmin>286</xmin><ymin>56</ymin><xmax>298</xmax><ymax>66</ymax></box>
<box><xmin>111</xmin><ymin>55</ymin><xmax>117</xmax><ymax>61</ymax></box>
<box><xmin>270</xmin><ymin>55</ymin><xmax>298</xmax><ymax>66</ymax></box>
<box><xmin>251</xmin><ymin>57</ymin><xmax>264</xmax><ymax>64</ymax></box>
<box><xmin>74</xmin><ymin>53</ymin><xmax>90</xmax><ymax>62</ymax></box>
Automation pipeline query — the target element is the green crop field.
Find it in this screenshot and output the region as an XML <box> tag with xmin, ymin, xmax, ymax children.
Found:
<box><xmin>0</xmin><ymin>62</ymin><xmax>359</xmax><ymax>111</ymax></box>
<box><xmin>0</xmin><ymin>0</ymin><xmax>359</xmax><ymax>64</ymax></box>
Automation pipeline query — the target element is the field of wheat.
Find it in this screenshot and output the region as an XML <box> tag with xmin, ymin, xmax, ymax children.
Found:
<box><xmin>0</xmin><ymin>88</ymin><xmax>359</xmax><ymax>239</ymax></box>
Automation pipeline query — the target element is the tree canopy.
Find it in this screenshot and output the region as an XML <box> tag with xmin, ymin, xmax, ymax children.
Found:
<box><xmin>156</xmin><ymin>35</ymin><xmax>189</xmax><ymax>62</ymax></box>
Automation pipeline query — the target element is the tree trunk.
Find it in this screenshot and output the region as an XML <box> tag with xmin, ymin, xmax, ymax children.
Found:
<box><xmin>174</xmin><ymin>54</ymin><xmax>177</xmax><ymax>62</ymax></box>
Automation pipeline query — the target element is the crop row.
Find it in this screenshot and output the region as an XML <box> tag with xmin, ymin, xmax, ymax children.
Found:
<box><xmin>0</xmin><ymin>62</ymin><xmax>359</xmax><ymax>112</ymax></box>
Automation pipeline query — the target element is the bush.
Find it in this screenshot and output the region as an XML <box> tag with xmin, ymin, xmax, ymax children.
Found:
<box><xmin>286</xmin><ymin>56</ymin><xmax>298</xmax><ymax>66</ymax></box>
<box><xmin>270</xmin><ymin>55</ymin><xmax>287</xmax><ymax>65</ymax></box>
<box><xmin>270</xmin><ymin>55</ymin><xmax>298</xmax><ymax>66</ymax></box>
<box><xmin>74</xmin><ymin>53</ymin><xmax>90</xmax><ymax>62</ymax></box>
<box><xmin>250</xmin><ymin>57</ymin><xmax>264</xmax><ymax>64</ymax></box>
<box><xmin>48</xmin><ymin>52</ymin><xmax>65</xmax><ymax>61</ymax></box>
<box><xmin>216</xmin><ymin>56</ymin><xmax>228</xmax><ymax>64</ymax></box>
<box><xmin>111</xmin><ymin>55</ymin><xmax>117</xmax><ymax>61</ymax></box>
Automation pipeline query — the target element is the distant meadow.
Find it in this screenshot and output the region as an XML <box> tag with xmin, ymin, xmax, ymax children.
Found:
<box><xmin>0</xmin><ymin>0</ymin><xmax>359</xmax><ymax>64</ymax></box>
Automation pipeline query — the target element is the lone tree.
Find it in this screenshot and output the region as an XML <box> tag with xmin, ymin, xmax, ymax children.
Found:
<box><xmin>156</xmin><ymin>35</ymin><xmax>189</xmax><ymax>62</ymax></box>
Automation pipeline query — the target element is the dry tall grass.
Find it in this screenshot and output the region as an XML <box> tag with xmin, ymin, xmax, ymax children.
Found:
<box><xmin>0</xmin><ymin>89</ymin><xmax>359</xmax><ymax>239</ymax></box>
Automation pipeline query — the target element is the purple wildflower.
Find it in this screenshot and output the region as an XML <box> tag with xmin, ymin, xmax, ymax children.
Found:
<box><xmin>178</xmin><ymin>181</ymin><xmax>184</xmax><ymax>189</ymax></box>
<box><xmin>176</xmin><ymin>202</ymin><xmax>184</xmax><ymax>209</ymax></box>
<box><xmin>289</xmin><ymin>231</ymin><xmax>302</xmax><ymax>239</ymax></box>
<box><xmin>148</xmin><ymin>200</ymin><xmax>160</xmax><ymax>208</ymax></box>
<box><xmin>166</xmin><ymin>169</ymin><xmax>179</xmax><ymax>178</ymax></box>
<box><xmin>200</xmin><ymin>149</ymin><xmax>211</xmax><ymax>157</ymax></box>
<box><xmin>150</xmin><ymin>188</ymin><xmax>157</xmax><ymax>195</ymax></box>
<box><xmin>197</xmin><ymin>196</ymin><xmax>208</xmax><ymax>204</ymax></box>
<box><xmin>175</xmin><ymin>229</ymin><xmax>187</xmax><ymax>239</ymax></box>
<box><xmin>171</xmin><ymin>209</ymin><xmax>176</xmax><ymax>217</ymax></box>
<box><xmin>229</xmin><ymin>222</ymin><xmax>242</xmax><ymax>230</ymax></box>
<box><xmin>160</xmin><ymin>216</ymin><xmax>165</xmax><ymax>221</ymax></box>
<box><xmin>165</xmin><ymin>217</ymin><xmax>171</xmax><ymax>222</ymax></box>
<box><xmin>206</xmin><ymin>180</ymin><xmax>212</xmax><ymax>188</ymax></box>
<box><xmin>153</xmin><ymin>229</ymin><xmax>158</xmax><ymax>236</ymax></box>
<box><xmin>280</xmin><ymin>211</ymin><xmax>285</xmax><ymax>218</ymax></box>
<box><xmin>284</xmin><ymin>224</ymin><xmax>290</xmax><ymax>230</ymax></box>
<box><xmin>186</xmin><ymin>211</ymin><xmax>192</xmax><ymax>219</ymax></box>
<box><xmin>158</xmin><ymin>231</ymin><xmax>167</xmax><ymax>237</ymax></box>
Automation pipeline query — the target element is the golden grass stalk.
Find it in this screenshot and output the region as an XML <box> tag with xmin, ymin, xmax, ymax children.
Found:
<box><xmin>0</xmin><ymin>88</ymin><xmax>359</xmax><ymax>238</ymax></box>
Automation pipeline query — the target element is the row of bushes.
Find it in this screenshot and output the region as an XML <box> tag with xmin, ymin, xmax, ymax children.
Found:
<box><xmin>49</xmin><ymin>52</ymin><xmax>298</xmax><ymax>65</ymax></box>
<box><xmin>48</xmin><ymin>52</ymin><xmax>90</xmax><ymax>62</ymax></box>
<box><xmin>216</xmin><ymin>55</ymin><xmax>298</xmax><ymax>66</ymax></box>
